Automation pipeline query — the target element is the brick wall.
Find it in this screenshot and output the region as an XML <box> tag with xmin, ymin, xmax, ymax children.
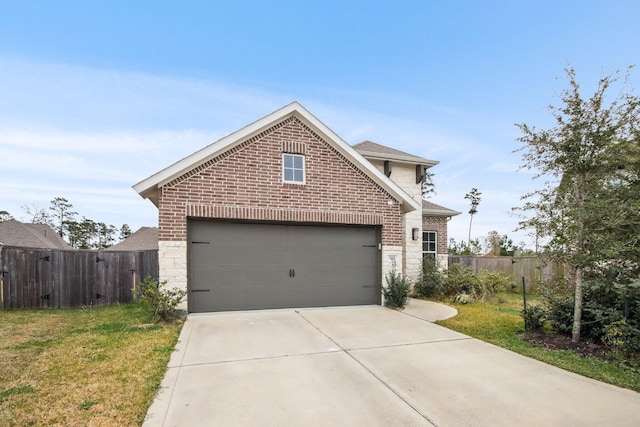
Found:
<box><xmin>157</xmin><ymin>116</ymin><xmax>403</xmax><ymax>245</ymax></box>
<box><xmin>422</xmin><ymin>215</ymin><xmax>449</xmax><ymax>254</ymax></box>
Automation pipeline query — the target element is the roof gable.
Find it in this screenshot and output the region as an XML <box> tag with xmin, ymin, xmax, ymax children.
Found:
<box><xmin>134</xmin><ymin>102</ymin><xmax>420</xmax><ymax>212</ymax></box>
<box><xmin>422</xmin><ymin>200</ymin><xmax>461</xmax><ymax>217</ymax></box>
<box><xmin>105</xmin><ymin>227</ymin><xmax>158</xmax><ymax>251</ymax></box>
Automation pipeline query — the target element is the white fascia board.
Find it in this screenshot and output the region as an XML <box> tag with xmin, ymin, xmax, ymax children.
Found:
<box><xmin>357</xmin><ymin>150</ymin><xmax>439</xmax><ymax>167</ymax></box>
<box><xmin>133</xmin><ymin>101</ymin><xmax>420</xmax><ymax>213</ymax></box>
<box><xmin>422</xmin><ymin>208</ymin><xmax>462</xmax><ymax>217</ymax></box>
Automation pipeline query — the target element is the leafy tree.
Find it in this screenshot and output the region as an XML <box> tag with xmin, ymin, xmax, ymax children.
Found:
<box><xmin>464</xmin><ymin>188</ymin><xmax>481</xmax><ymax>244</ymax></box>
<box><xmin>421</xmin><ymin>171</ymin><xmax>436</xmax><ymax>200</ymax></box>
<box><xmin>514</xmin><ymin>67</ymin><xmax>640</xmax><ymax>343</ymax></box>
<box><xmin>448</xmin><ymin>238</ymin><xmax>483</xmax><ymax>255</ymax></box>
<box><xmin>66</xmin><ymin>217</ymin><xmax>119</xmax><ymax>249</ymax></box>
<box><xmin>119</xmin><ymin>224</ymin><xmax>132</xmax><ymax>241</ymax></box>
<box><xmin>16</xmin><ymin>196</ymin><xmax>133</xmax><ymax>249</ymax></box>
<box><xmin>67</xmin><ymin>218</ymin><xmax>96</xmax><ymax>249</ymax></box>
<box><xmin>0</xmin><ymin>210</ymin><xmax>13</xmax><ymax>222</ymax></box>
<box><xmin>49</xmin><ymin>197</ymin><xmax>77</xmax><ymax>238</ymax></box>
<box><xmin>485</xmin><ymin>231</ymin><xmax>521</xmax><ymax>256</ymax></box>
<box><xmin>96</xmin><ymin>222</ymin><xmax>117</xmax><ymax>249</ymax></box>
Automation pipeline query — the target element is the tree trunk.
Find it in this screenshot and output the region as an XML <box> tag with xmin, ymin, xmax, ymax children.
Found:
<box><xmin>468</xmin><ymin>214</ymin><xmax>474</xmax><ymax>244</ymax></box>
<box><xmin>571</xmin><ymin>266</ymin><xmax>584</xmax><ymax>343</ymax></box>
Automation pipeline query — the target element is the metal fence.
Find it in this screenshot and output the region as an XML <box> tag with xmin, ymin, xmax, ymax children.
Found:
<box><xmin>0</xmin><ymin>246</ymin><xmax>159</xmax><ymax>309</ymax></box>
<box><xmin>448</xmin><ymin>255</ymin><xmax>562</xmax><ymax>290</ymax></box>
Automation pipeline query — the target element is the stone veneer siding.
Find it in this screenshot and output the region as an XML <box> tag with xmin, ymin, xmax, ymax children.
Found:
<box><xmin>157</xmin><ymin>116</ymin><xmax>405</xmax><ymax>292</ymax></box>
<box><xmin>366</xmin><ymin>159</ymin><xmax>423</xmax><ymax>281</ymax></box>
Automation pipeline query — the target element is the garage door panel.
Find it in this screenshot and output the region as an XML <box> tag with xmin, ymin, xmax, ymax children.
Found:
<box><xmin>188</xmin><ymin>221</ymin><xmax>380</xmax><ymax>312</ymax></box>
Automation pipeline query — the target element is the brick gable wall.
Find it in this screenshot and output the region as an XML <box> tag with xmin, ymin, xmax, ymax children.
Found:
<box><xmin>158</xmin><ymin>116</ymin><xmax>403</xmax><ymax>245</ymax></box>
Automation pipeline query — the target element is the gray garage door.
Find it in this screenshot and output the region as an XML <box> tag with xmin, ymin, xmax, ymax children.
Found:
<box><xmin>188</xmin><ymin>220</ymin><xmax>380</xmax><ymax>312</ymax></box>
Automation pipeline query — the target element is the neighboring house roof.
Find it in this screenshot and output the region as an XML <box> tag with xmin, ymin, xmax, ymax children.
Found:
<box><xmin>134</xmin><ymin>102</ymin><xmax>421</xmax><ymax>213</ymax></box>
<box><xmin>353</xmin><ymin>140</ymin><xmax>439</xmax><ymax>167</ymax></box>
<box><xmin>104</xmin><ymin>227</ymin><xmax>158</xmax><ymax>251</ymax></box>
<box><xmin>0</xmin><ymin>219</ymin><xmax>74</xmax><ymax>249</ymax></box>
<box><xmin>422</xmin><ymin>200</ymin><xmax>462</xmax><ymax>218</ymax></box>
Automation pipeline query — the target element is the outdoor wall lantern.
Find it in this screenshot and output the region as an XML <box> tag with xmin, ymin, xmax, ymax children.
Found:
<box><xmin>412</xmin><ymin>228</ymin><xmax>420</xmax><ymax>240</ymax></box>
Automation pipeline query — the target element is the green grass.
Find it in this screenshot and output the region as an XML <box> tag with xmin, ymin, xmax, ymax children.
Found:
<box><xmin>0</xmin><ymin>304</ymin><xmax>183</xmax><ymax>426</ymax></box>
<box><xmin>436</xmin><ymin>293</ymin><xmax>640</xmax><ymax>392</ymax></box>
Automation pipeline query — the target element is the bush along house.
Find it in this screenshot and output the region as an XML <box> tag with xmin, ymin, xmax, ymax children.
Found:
<box><xmin>134</xmin><ymin>102</ymin><xmax>459</xmax><ymax>313</ymax></box>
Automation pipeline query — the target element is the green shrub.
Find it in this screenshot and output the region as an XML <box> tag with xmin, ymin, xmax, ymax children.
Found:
<box><xmin>603</xmin><ymin>319</ymin><xmax>640</xmax><ymax>357</ymax></box>
<box><xmin>522</xmin><ymin>304</ymin><xmax>546</xmax><ymax>331</ymax></box>
<box><xmin>413</xmin><ymin>257</ymin><xmax>444</xmax><ymax>298</ymax></box>
<box><xmin>136</xmin><ymin>276</ymin><xmax>186</xmax><ymax>322</ymax></box>
<box><xmin>540</xmin><ymin>275</ymin><xmax>640</xmax><ymax>353</ymax></box>
<box><xmin>383</xmin><ymin>269</ymin><xmax>410</xmax><ymax>308</ymax></box>
<box><xmin>540</xmin><ymin>278</ymin><xmax>574</xmax><ymax>336</ymax></box>
<box><xmin>545</xmin><ymin>293</ymin><xmax>575</xmax><ymax>336</ymax></box>
<box><xmin>438</xmin><ymin>264</ymin><xmax>508</xmax><ymax>302</ymax></box>
<box><xmin>441</xmin><ymin>263</ymin><xmax>478</xmax><ymax>298</ymax></box>
<box><xmin>475</xmin><ymin>270</ymin><xmax>510</xmax><ymax>301</ymax></box>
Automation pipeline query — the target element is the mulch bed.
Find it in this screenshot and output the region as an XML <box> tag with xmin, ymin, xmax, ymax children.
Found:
<box><xmin>523</xmin><ymin>330</ymin><xmax>611</xmax><ymax>359</ymax></box>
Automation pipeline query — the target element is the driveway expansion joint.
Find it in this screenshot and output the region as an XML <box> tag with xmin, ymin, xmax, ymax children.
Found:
<box><xmin>345</xmin><ymin>336</ymin><xmax>473</xmax><ymax>352</ymax></box>
<box><xmin>296</xmin><ymin>310</ymin><xmax>440</xmax><ymax>427</ymax></box>
<box><xmin>178</xmin><ymin>349</ymin><xmax>343</xmax><ymax>367</ymax></box>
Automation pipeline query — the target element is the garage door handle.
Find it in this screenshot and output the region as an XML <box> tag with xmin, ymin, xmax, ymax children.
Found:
<box><xmin>191</xmin><ymin>289</ymin><xmax>210</xmax><ymax>292</ymax></box>
<box><xmin>289</xmin><ymin>269</ymin><xmax>295</xmax><ymax>277</ymax></box>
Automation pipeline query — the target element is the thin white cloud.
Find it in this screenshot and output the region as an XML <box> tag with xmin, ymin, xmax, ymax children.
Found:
<box><xmin>0</xmin><ymin>56</ymin><xmax>542</xmax><ymax>247</ymax></box>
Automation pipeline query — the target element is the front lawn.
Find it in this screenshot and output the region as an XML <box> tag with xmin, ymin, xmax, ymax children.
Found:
<box><xmin>0</xmin><ymin>304</ymin><xmax>182</xmax><ymax>426</ymax></box>
<box><xmin>436</xmin><ymin>293</ymin><xmax>640</xmax><ymax>392</ymax></box>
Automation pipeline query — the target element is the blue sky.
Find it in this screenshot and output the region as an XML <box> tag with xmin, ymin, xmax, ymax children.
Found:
<box><xmin>1</xmin><ymin>1</ymin><xmax>638</xmax><ymax>247</ymax></box>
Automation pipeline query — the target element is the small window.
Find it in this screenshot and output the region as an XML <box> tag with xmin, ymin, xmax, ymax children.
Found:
<box><xmin>283</xmin><ymin>153</ymin><xmax>305</xmax><ymax>184</ymax></box>
<box><xmin>423</xmin><ymin>231</ymin><xmax>437</xmax><ymax>258</ymax></box>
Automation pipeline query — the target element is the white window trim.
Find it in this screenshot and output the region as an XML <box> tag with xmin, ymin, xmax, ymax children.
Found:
<box><xmin>422</xmin><ymin>231</ymin><xmax>437</xmax><ymax>256</ymax></box>
<box><xmin>282</xmin><ymin>153</ymin><xmax>306</xmax><ymax>184</ymax></box>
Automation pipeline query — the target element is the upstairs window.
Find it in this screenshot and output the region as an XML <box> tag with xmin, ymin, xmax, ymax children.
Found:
<box><xmin>283</xmin><ymin>153</ymin><xmax>305</xmax><ymax>184</ymax></box>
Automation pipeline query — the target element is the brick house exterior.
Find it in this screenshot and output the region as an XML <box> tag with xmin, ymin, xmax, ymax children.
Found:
<box><xmin>352</xmin><ymin>141</ymin><xmax>460</xmax><ymax>276</ymax></box>
<box><xmin>422</xmin><ymin>201</ymin><xmax>460</xmax><ymax>269</ymax></box>
<box><xmin>134</xmin><ymin>102</ymin><xmax>458</xmax><ymax>312</ymax></box>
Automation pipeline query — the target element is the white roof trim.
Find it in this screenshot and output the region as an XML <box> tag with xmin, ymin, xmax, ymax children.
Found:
<box><xmin>133</xmin><ymin>102</ymin><xmax>420</xmax><ymax>213</ymax></box>
<box><xmin>357</xmin><ymin>150</ymin><xmax>439</xmax><ymax>167</ymax></box>
<box><xmin>422</xmin><ymin>207</ymin><xmax>462</xmax><ymax>217</ymax></box>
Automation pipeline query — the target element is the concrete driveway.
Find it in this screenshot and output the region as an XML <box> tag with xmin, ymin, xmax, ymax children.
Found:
<box><xmin>143</xmin><ymin>300</ymin><xmax>640</xmax><ymax>427</ymax></box>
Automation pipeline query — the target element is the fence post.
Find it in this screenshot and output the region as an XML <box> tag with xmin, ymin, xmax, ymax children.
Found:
<box><xmin>0</xmin><ymin>245</ymin><xmax>4</xmax><ymax>308</ymax></box>
<box><xmin>522</xmin><ymin>276</ymin><xmax>527</xmax><ymax>332</ymax></box>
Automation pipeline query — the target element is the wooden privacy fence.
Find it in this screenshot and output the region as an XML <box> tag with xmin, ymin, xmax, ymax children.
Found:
<box><xmin>0</xmin><ymin>246</ymin><xmax>159</xmax><ymax>309</ymax></box>
<box><xmin>448</xmin><ymin>256</ymin><xmax>562</xmax><ymax>290</ymax></box>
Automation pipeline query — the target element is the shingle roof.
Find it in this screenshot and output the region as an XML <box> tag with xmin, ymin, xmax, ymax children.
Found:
<box><xmin>0</xmin><ymin>219</ymin><xmax>74</xmax><ymax>249</ymax></box>
<box><xmin>422</xmin><ymin>200</ymin><xmax>461</xmax><ymax>217</ymax></box>
<box><xmin>105</xmin><ymin>227</ymin><xmax>158</xmax><ymax>251</ymax></box>
<box><xmin>352</xmin><ymin>141</ymin><xmax>438</xmax><ymax>166</ymax></box>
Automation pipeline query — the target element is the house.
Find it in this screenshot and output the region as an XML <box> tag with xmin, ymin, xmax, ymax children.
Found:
<box><xmin>0</xmin><ymin>219</ymin><xmax>73</xmax><ymax>250</ymax></box>
<box><xmin>352</xmin><ymin>141</ymin><xmax>460</xmax><ymax>270</ymax></box>
<box><xmin>104</xmin><ymin>227</ymin><xmax>158</xmax><ymax>251</ymax></box>
<box><xmin>134</xmin><ymin>102</ymin><xmax>459</xmax><ymax>313</ymax></box>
